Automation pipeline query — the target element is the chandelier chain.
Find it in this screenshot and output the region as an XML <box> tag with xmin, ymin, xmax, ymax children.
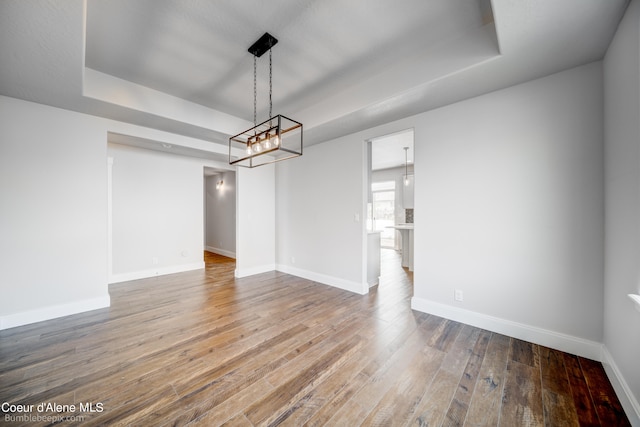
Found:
<box><xmin>269</xmin><ymin>48</ymin><xmax>273</xmax><ymax>119</ymax></box>
<box><xmin>253</xmin><ymin>54</ymin><xmax>257</xmax><ymax>128</ymax></box>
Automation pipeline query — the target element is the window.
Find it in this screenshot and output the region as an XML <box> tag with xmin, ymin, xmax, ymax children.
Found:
<box><xmin>372</xmin><ymin>181</ymin><xmax>395</xmax><ymax>248</ymax></box>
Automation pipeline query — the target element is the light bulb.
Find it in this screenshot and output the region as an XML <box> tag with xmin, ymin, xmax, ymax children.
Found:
<box><xmin>246</xmin><ymin>144</ymin><xmax>252</xmax><ymax>155</ymax></box>
<box><xmin>254</xmin><ymin>143</ymin><xmax>262</xmax><ymax>153</ymax></box>
<box><xmin>264</xmin><ymin>139</ymin><xmax>272</xmax><ymax>149</ymax></box>
<box><xmin>404</xmin><ymin>177</ymin><xmax>409</xmax><ymax>186</ymax></box>
<box><xmin>273</xmin><ymin>135</ymin><xmax>280</xmax><ymax>147</ymax></box>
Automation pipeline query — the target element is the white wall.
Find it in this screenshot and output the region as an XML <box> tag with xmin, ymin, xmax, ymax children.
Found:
<box><xmin>0</xmin><ymin>96</ymin><xmax>109</xmax><ymax>329</ymax></box>
<box><xmin>603</xmin><ymin>0</ymin><xmax>640</xmax><ymax>421</ymax></box>
<box><xmin>277</xmin><ymin>63</ymin><xmax>606</xmax><ymax>358</ymax></box>
<box><xmin>108</xmin><ymin>144</ymin><xmax>206</xmax><ymax>282</ymax></box>
<box><xmin>276</xmin><ymin>138</ymin><xmax>367</xmax><ymax>294</ymax></box>
<box><xmin>235</xmin><ymin>165</ymin><xmax>276</xmax><ymax>277</ymax></box>
<box><xmin>205</xmin><ymin>171</ymin><xmax>236</xmax><ymax>258</ymax></box>
<box><xmin>0</xmin><ymin>95</ymin><xmax>263</xmax><ymax>329</ymax></box>
<box><xmin>413</xmin><ymin>62</ymin><xmax>605</xmax><ymax>353</ymax></box>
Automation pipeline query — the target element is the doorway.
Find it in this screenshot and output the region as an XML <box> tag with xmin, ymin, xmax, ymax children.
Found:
<box><xmin>203</xmin><ymin>168</ymin><xmax>237</xmax><ymax>260</ymax></box>
<box><xmin>368</xmin><ymin>129</ymin><xmax>415</xmax><ymax>289</ymax></box>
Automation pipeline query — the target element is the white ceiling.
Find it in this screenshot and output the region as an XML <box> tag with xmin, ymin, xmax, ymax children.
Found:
<box><xmin>371</xmin><ymin>129</ymin><xmax>414</xmax><ymax>171</ymax></box>
<box><xmin>0</xmin><ymin>0</ymin><xmax>629</xmax><ymax>153</ymax></box>
<box><xmin>85</xmin><ymin>0</ymin><xmax>487</xmax><ymax>124</ymax></box>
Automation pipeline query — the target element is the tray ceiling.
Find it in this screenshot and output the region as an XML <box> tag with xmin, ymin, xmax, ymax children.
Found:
<box><xmin>0</xmin><ymin>0</ymin><xmax>629</xmax><ymax>149</ymax></box>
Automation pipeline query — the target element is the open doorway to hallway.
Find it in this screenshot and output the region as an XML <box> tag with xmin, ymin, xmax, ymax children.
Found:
<box><xmin>204</xmin><ymin>168</ymin><xmax>237</xmax><ymax>263</ymax></box>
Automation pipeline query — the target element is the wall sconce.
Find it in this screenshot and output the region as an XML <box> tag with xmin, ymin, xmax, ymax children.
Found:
<box><xmin>629</xmin><ymin>294</ymin><xmax>640</xmax><ymax>312</ymax></box>
<box><xmin>216</xmin><ymin>180</ymin><xmax>223</xmax><ymax>190</ymax></box>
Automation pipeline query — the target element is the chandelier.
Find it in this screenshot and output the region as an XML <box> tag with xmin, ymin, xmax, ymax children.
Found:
<box><xmin>229</xmin><ymin>33</ymin><xmax>303</xmax><ymax>168</ymax></box>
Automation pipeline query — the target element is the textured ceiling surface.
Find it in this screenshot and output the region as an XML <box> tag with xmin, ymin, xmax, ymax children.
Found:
<box><xmin>0</xmin><ymin>0</ymin><xmax>630</xmax><ymax>152</ymax></box>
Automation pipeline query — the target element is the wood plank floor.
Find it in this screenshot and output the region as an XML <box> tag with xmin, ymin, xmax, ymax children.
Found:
<box><xmin>0</xmin><ymin>250</ymin><xmax>631</xmax><ymax>426</ymax></box>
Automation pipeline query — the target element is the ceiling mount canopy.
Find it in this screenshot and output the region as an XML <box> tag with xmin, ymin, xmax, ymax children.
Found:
<box><xmin>229</xmin><ymin>32</ymin><xmax>303</xmax><ymax>168</ymax></box>
<box><xmin>248</xmin><ymin>32</ymin><xmax>278</xmax><ymax>57</ymax></box>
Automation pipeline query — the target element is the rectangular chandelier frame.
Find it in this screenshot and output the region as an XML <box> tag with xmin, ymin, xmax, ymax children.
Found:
<box><xmin>229</xmin><ymin>114</ymin><xmax>303</xmax><ymax>168</ymax></box>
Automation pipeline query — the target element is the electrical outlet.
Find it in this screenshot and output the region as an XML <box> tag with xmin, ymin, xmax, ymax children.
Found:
<box><xmin>454</xmin><ymin>289</ymin><xmax>464</xmax><ymax>302</ymax></box>
<box><xmin>152</xmin><ymin>257</ymin><xmax>159</xmax><ymax>265</ymax></box>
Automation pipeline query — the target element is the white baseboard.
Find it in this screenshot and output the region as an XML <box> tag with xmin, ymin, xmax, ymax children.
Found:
<box><xmin>0</xmin><ymin>294</ymin><xmax>111</xmax><ymax>331</ymax></box>
<box><xmin>235</xmin><ymin>263</ymin><xmax>276</xmax><ymax>278</ymax></box>
<box><xmin>205</xmin><ymin>246</ymin><xmax>236</xmax><ymax>259</ymax></box>
<box><xmin>276</xmin><ymin>264</ymin><xmax>368</xmax><ymax>295</ymax></box>
<box><xmin>410</xmin><ymin>297</ymin><xmax>603</xmax><ymax>360</ymax></box>
<box><xmin>601</xmin><ymin>346</ymin><xmax>640</xmax><ymax>426</ymax></box>
<box><xmin>109</xmin><ymin>261</ymin><xmax>204</xmax><ymax>284</ymax></box>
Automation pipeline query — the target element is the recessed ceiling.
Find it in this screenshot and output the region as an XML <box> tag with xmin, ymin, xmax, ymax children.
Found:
<box><xmin>0</xmin><ymin>0</ymin><xmax>629</xmax><ymax>152</ymax></box>
<box><xmin>84</xmin><ymin>0</ymin><xmax>488</xmax><ymax>126</ymax></box>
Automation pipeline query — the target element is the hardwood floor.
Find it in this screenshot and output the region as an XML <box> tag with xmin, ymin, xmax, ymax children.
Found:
<box><xmin>0</xmin><ymin>250</ymin><xmax>630</xmax><ymax>426</ymax></box>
